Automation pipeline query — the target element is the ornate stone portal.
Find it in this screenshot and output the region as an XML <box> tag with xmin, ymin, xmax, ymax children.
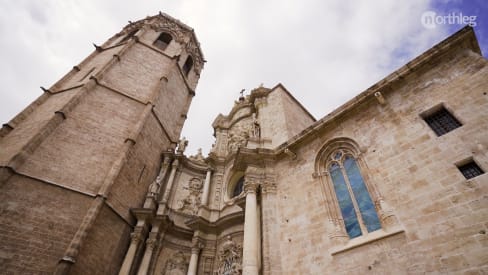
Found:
<box><xmin>216</xmin><ymin>236</ymin><xmax>243</xmax><ymax>275</ymax></box>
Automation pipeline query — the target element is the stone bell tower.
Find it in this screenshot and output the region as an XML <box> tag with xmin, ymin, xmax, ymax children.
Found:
<box><xmin>0</xmin><ymin>13</ymin><xmax>204</xmax><ymax>274</ymax></box>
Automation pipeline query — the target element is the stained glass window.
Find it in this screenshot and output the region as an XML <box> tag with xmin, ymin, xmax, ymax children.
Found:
<box><xmin>329</xmin><ymin>153</ymin><xmax>381</xmax><ymax>238</ymax></box>
<box><xmin>330</xmin><ymin>162</ymin><xmax>361</xmax><ymax>238</ymax></box>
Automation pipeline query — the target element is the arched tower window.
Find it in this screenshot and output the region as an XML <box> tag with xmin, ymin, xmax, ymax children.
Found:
<box><xmin>154</xmin><ymin>32</ymin><xmax>172</xmax><ymax>50</ymax></box>
<box><xmin>232</xmin><ymin>176</ymin><xmax>244</xmax><ymax>198</ymax></box>
<box><xmin>328</xmin><ymin>150</ymin><xmax>381</xmax><ymax>238</ymax></box>
<box><xmin>183</xmin><ymin>56</ymin><xmax>193</xmax><ymax>76</ymax></box>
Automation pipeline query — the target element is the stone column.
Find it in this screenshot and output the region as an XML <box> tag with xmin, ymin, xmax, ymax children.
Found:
<box><xmin>200</xmin><ymin>168</ymin><xmax>212</xmax><ymax>206</ymax></box>
<box><xmin>161</xmin><ymin>159</ymin><xmax>179</xmax><ymax>202</ymax></box>
<box><xmin>136</xmin><ymin>233</ymin><xmax>158</xmax><ymax>275</ymax></box>
<box><xmin>119</xmin><ymin>223</ymin><xmax>145</xmax><ymax>275</ymax></box>
<box><xmin>242</xmin><ymin>181</ymin><xmax>259</xmax><ymax>275</ymax></box>
<box><xmin>187</xmin><ymin>237</ymin><xmax>204</xmax><ymax>275</ymax></box>
<box><xmin>260</xmin><ymin>181</ymin><xmax>282</xmax><ymax>274</ymax></box>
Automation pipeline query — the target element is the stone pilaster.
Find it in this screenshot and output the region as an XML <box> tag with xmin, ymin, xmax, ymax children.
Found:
<box><xmin>187</xmin><ymin>237</ymin><xmax>204</xmax><ymax>275</ymax></box>
<box><xmin>119</xmin><ymin>224</ymin><xmax>146</xmax><ymax>275</ymax></box>
<box><xmin>242</xmin><ymin>180</ymin><xmax>260</xmax><ymax>275</ymax></box>
<box><xmin>200</xmin><ymin>168</ymin><xmax>212</xmax><ymax>206</ymax></box>
<box><xmin>136</xmin><ymin>233</ymin><xmax>158</xmax><ymax>275</ymax></box>
<box><xmin>158</xmin><ymin>159</ymin><xmax>179</xmax><ymax>215</ymax></box>
<box><xmin>261</xmin><ymin>180</ymin><xmax>282</xmax><ymax>275</ymax></box>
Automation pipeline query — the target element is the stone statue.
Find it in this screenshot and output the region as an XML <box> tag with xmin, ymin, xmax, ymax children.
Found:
<box><xmin>177</xmin><ymin>137</ymin><xmax>188</xmax><ymax>154</ymax></box>
<box><xmin>252</xmin><ymin>113</ymin><xmax>260</xmax><ymax>138</ymax></box>
<box><xmin>189</xmin><ymin>148</ymin><xmax>205</xmax><ymax>162</ymax></box>
<box><xmin>216</xmin><ymin>236</ymin><xmax>242</xmax><ymax>275</ymax></box>
<box><xmin>147</xmin><ymin>176</ymin><xmax>162</xmax><ymax>197</ymax></box>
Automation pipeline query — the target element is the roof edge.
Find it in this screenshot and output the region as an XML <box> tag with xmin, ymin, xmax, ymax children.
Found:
<box><xmin>269</xmin><ymin>83</ymin><xmax>317</xmax><ymax>122</ymax></box>
<box><xmin>276</xmin><ymin>26</ymin><xmax>481</xmax><ymax>152</ymax></box>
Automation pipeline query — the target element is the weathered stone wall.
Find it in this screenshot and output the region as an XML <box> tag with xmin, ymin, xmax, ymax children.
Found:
<box><xmin>258</xmin><ymin>86</ymin><xmax>315</xmax><ymax>148</ymax></box>
<box><xmin>58</xmin><ymin>46</ymin><xmax>121</xmax><ymax>90</ymax></box>
<box><xmin>270</xmin><ymin>48</ymin><xmax>488</xmax><ymax>274</ymax></box>
<box><xmin>19</xmin><ymin>85</ymin><xmax>143</xmax><ymax>194</ymax></box>
<box><xmin>258</xmin><ymin>89</ymin><xmax>289</xmax><ymax>148</ymax></box>
<box><xmin>70</xmin><ymin>205</ymin><xmax>130</xmax><ymax>275</ymax></box>
<box><xmin>0</xmin><ymin>175</ymin><xmax>91</xmax><ymax>273</ymax></box>
<box><xmin>108</xmin><ymin>113</ymin><xmax>170</xmax><ymax>221</ymax></box>
<box><xmin>103</xmin><ymin>43</ymin><xmax>172</xmax><ymax>102</ymax></box>
<box><xmin>153</xmin><ymin>66</ymin><xmax>192</xmax><ymax>142</ymax></box>
<box><xmin>279</xmin><ymin>87</ymin><xmax>315</xmax><ymax>139</ymax></box>
<box><xmin>0</xmin><ymin>87</ymin><xmax>79</xmax><ymax>164</ymax></box>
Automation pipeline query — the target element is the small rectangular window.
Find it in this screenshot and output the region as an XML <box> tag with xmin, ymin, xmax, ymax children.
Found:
<box><xmin>423</xmin><ymin>106</ymin><xmax>461</xmax><ymax>136</ymax></box>
<box><xmin>457</xmin><ymin>161</ymin><xmax>484</xmax><ymax>180</ymax></box>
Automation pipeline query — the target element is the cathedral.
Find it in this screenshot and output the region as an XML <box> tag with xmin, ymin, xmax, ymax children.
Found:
<box><xmin>0</xmin><ymin>13</ymin><xmax>487</xmax><ymax>275</ymax></box>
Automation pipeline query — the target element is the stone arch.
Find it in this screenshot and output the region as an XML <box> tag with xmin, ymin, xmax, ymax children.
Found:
<box><xmin>226</xmin><ymin>171</ymin><xmax>245</xmax><ymax>201</ymax></box>
<box><xmin>314</xmin><ymin>137</ymin><xmax>398</xmax><ymax>244</ymax></box>
<box><xmin>314</xmin><ymin>137</ymin><xmax>362</xmax><ymax>177</ymax></box>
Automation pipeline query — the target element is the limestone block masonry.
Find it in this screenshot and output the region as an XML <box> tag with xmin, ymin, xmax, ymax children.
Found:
<box><xmin>0</xmin><ymin>13</ymin><xmax>487</xmax><ymax>275</ymax></box>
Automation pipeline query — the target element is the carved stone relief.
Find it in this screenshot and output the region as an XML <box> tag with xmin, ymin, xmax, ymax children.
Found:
<box><xmin>149</xmin><ymin>19</ymin><xmax>187</xmax><ymax>44</ymax></box>
<box><xmin>227</xmin><ymin>118</ymin><xmax>253</xmax><ymax>152</ymax></box>
<box><xmin>215</xmin><ymin>236</ymin><xmax>242</xmax><ymax>275</ymax></box>
<box><xmin>177</xmin><ymin>178</ymin><xmax>203</xmax><ymax>215</ymax></box>
<box><xmin>213</xmin><ymin>174</ymin><xmax>223</xmax><ymax>208</ymax></box>
<box><xmin>185</xmin><ymin>39</ymin><xmax>205</xmax><ymax>73</ymax></box>
<box><xmin>150</xmin><ymin>16</ymin><xmax>204</xmax><ymax>72</ymax></box>
<box><xmin>162</xmin><ymin>251</ymin><xmax>188</xmax><ymax>275</ymax></box>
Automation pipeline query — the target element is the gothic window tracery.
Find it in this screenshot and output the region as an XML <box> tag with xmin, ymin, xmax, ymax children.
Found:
<box><xmin>328</xmin><ymin>149</ymin><xmax>381</xmax><ymax>238</ymax></box>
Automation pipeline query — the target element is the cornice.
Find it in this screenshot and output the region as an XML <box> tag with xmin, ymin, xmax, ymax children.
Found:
<box><xmin>184</xmin><ymin>211</ymin><xmax>244</xmax><ymax>234</ymax></box>
<box><xmin>179</xmin><ymin>155</ymin><xmax>209</xmax><ymax>174</ymax></box>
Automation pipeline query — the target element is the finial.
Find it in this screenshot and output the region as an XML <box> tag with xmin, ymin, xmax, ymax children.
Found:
<box><xmin>40</xmin><ymin>86</ymin><xmax>52</xmax><ymax>94</ymax></box>
<box><xmin>239</xmin><ymin>89</ymin><xmax>245</xmax><ymax>102</ymax></box>
<box><xmin>259</xmin><ymin>83</ymin><xmax>264</xmax><ymax>88</ymax></box>
<box><xmin>93</xmin><ymin>43</ymin><xmax>102</xmax><ymax>52</ymax></box>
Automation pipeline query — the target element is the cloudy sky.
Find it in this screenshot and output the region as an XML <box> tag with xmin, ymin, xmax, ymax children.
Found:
<box><xmin>0</xmin><ymin>0</ymin><xmax>486</xmax><ymax>155</ymax></box>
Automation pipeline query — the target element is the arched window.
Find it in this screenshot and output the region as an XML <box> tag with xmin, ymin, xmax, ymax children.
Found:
<box><xmin>154</xmin><ymin>32</ymin><xmax>172</xmax><ymax>50</ymax></box>
<box><xmin>328</xmin><ymin>149</ymin><xmax>381</xmax><ymax>239</ymax></box>
<box><xmin>232</xmin><ymin>176</ymin><xmax>244</xmax><ymax>198</ymax></box>
<box><xmin>183</xmin><ymin>56</ymin><xmax>193</xmax><ymax>76</ymax></box>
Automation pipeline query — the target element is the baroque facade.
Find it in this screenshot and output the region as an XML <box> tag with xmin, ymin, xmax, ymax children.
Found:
<box><xmin>0</xmin><ymin>13</ymin><xmax>487</xmax><ymax>275</ymax></box>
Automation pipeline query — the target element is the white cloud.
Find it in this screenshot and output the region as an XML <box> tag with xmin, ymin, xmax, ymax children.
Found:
<box><xmin>0</xmin><ymin>0</ymin><xmax>453</xmax><ymax>155</ymax></box>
